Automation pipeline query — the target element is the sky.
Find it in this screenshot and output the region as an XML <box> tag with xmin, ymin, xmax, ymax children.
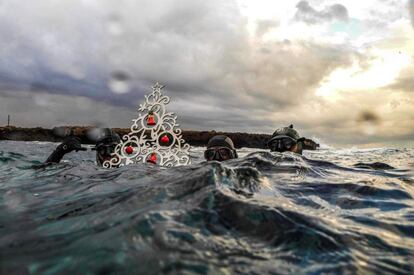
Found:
<box><xmin>0</xmin><ymin>0</ymin><xmax>413</xmax><ymax>148</ymax></box>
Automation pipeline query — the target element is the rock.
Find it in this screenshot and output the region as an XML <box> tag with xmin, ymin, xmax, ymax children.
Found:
<box><xmin>0</xmin><ymin>126</ymin><xmax>320</xmax><ymax>150</ymax></box>
<box><xmin>302</xmin><ymin>138</ymin><xmax>320</xmax><ymax>150</ymax></box>
<box><xmin>353</xmin><ymin>162</ymin><xmax>395</xmax><ymax>170</ymax></box>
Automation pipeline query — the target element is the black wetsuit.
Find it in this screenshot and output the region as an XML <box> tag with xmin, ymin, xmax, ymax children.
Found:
<box><xmin>32</xmin><ymin>137</ymin><xmax>86</xmax><ymax>169</ymax></box>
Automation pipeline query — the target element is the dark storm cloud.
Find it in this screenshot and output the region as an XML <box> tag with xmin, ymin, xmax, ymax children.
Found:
<box><xmin>101</xmin><ymin>0</ymin><xmax>359</xmax><ymax>126</ymax></box>
<box><xmin>295</xmin><ymin>1</ymin><xmax>349</xmax><ymax>24</ymax></box>
<box><xmin>0</xmin><ymin>0</ymin><xmax>163</xmax><ymax>107</ymax></box>
<box><xmin>0</xmin><ymin>0</ymin><xmax>358</xmax><ymax>132</ymax></box>
<box><xmin>1</xmin><ymin>0</ymin><xmax>410</xmax><ymax>147</ymax></box>
<box><xmin>0</xmin><ymin>1</ymin><xmax>115</xmax><ymax>101</ymax></box>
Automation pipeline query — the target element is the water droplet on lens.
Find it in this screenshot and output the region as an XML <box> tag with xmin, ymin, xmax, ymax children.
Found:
<box><xmin>87</xmin><ymin>128</ymin><xmax>105</xmax><ymax>142</ymax></box>
<box><xmin>53</xmin><ymin>126</ymin><xmax>71</xmax><ymax>138</ymax></box>
<box><xmin>107</xmin><ymin>15</ymin><xmax>123</xmax><ymax>36</ymax></box>
<box><xmin>357</xmin><ymin>110</ymin><xmax>381</xmax><ymax>136</ymax></box>
<box><xmin>358</xmin><ymin>111</ymin><xmax>380</xmax><ymax>123</ymax></box>
<box><xmin>108</xmin><ymin>71</ymin><xmax>130</xmax><ymax>94</ymax></box>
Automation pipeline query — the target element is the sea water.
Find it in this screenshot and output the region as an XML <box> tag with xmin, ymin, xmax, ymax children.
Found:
<box><xmin>0</xmin><ymin>141</ymin><xmax>413</xmax><ymax>274</ymax></box>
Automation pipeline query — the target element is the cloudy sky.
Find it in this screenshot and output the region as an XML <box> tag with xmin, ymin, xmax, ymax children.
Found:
<box><xmin>0</xmin><ymin>0</ymin><xmax>413</xmax><ymax>148</ymax></box>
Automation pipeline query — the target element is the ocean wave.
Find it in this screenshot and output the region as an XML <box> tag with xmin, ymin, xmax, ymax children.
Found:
<box><xmin>0</xmin><ymin>141</ymin><xmax>413</xmax><ymax>274</ymax></box>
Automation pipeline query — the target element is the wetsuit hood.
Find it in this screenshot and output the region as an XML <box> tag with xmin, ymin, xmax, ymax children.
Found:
<box><xmin>268</xmin><ymin>124</ymin><xmax>301</xmax><ymax>143</ymax></box>
<box><xmin>267</xmin><ymin>124</ymin><xmax>303</xmax><ymax>154</ymax></box>
<box><xmin>206</xmin><ymin>135</ymin><xmax>238</xmax><ymax>160</ymax></box>
<box><xmin>95</xmin><ymin>128</ymin><xmax>121</xmax><ymax>166</ymax></box>
<box><xmin>207</xmin><ymin>135</ymin><xmax>236</xmax><ymax>150</ymax></box>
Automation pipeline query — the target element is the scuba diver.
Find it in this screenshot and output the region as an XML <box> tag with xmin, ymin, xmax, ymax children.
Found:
<box><xmin>204</xmin><ymin>135</ymin><xmax>238</xmax><ymax>162</ymax></box>
<box><xmin>43</xmin><ymin>128</ymin><xmax>120</xmax><ymax>167</ymax></box>
<box><xmin>267</xmin><ymin>124</ymin><xmax>304</xmax><ymax>154</ymax></box>
<box><xmin>92</xmin><ymin>129</ymin><xmax>121</xmax><ymax>166</ymax></box>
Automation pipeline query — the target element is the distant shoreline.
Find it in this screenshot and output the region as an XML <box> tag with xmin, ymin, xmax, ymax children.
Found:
<box><xmin>0</xmin><ymin>126</ymin><xmax>273</xmax><ymax>149</ymax></box>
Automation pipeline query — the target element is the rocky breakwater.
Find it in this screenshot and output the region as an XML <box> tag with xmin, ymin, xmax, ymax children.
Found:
<box><xmin>0</xmin><ymin>126</ymin><xmax>319</xmax><ymax>150</ymax></box>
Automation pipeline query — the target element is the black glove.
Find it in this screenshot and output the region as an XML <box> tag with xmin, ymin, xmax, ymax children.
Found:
<box><xmin>57</xmin><ymin>136</ymin><xmax>87</xmax><ymax>153</ymax></box>
<box><xmin>45</xmin><ymin>137</ymin><xmax>87</xmax><ymax>164</ymax></box>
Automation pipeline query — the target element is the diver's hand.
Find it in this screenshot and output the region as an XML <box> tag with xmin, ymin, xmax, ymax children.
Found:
<box><xmin>58</xmin><ymin>137</ymin><xmax>87</xmax><ymax>153</ymax></box>
<box><xmin>44</xmin><ymin>137</ymin><xmax>86</xmax><ymax>164</ymax></box>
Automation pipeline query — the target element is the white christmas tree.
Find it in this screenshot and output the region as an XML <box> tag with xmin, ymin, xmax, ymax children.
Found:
<box><xmin>103</xmin><ymin>83</ymin><xmax>191</xmax><ymax>168</ymax></box>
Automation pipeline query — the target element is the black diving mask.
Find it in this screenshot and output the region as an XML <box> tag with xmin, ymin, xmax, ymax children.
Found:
<box><xmin>268</xmin><ymin>136</ymin><xmax>297</xmax><ymax>152</ymax></box>
<box><xmin>94</xmin><ymin>143</ymin><xmax>117</xmax><ymax>157</ymax></box>
<box><xmin>204</xmin><ymin>147</ymin><xmax>235</xmax><ymax>161</ymax></box>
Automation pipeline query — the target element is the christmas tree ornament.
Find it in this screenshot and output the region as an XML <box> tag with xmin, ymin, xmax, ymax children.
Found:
<box><xmin>147</xmin><ymin>153</ymin><xmax>158</xmax><ymax>164</ymax></box>
<box><xmin>103</xmin><ymin>82</ymin><xmax>191</xmax><ymax>168</ymax></box>
<box><xmin>160</xmin><ymin>134</ymin><xmax>170</xmax><ymax>145</ymax></box>
<box><xmin>125</xmin><ymin>146</ymin><xmax>134</xmax><ymax>155</ymax></box>
<box><xmin>146</xmin><ymin>111</ymin><xmax>157</xmax><ymax>126</ymax></box>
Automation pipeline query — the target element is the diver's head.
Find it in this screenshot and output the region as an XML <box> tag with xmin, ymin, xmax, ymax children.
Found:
<box><xmin>94</xmin><ymin>128</ymin><xmax>121</xmax><ymax>166</ymax></box>
<box><xmin>267</xmin><ymin>124</ymin><xmax>303</xmax><ymax>154</ymax></box>
<box><xmin>204</xmin><ymin>135</ymin><xmax>238</xmax><ymax>161</ymax></box>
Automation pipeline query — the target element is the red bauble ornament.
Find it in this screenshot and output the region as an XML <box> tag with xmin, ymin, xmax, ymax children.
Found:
<box><xmin>160</xmin><ymin>135</ymin><xmax>170</xmax><ymax>144</ymax></box>
<box><xmin>147</xmin><ymin>153</ymin><xmax>157</xmax><ymax>164</ymax></box>
<box><xmin>125</xmin><ymin>146</ymin><xmax>134</xmax><ymax>155</ymax></box>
